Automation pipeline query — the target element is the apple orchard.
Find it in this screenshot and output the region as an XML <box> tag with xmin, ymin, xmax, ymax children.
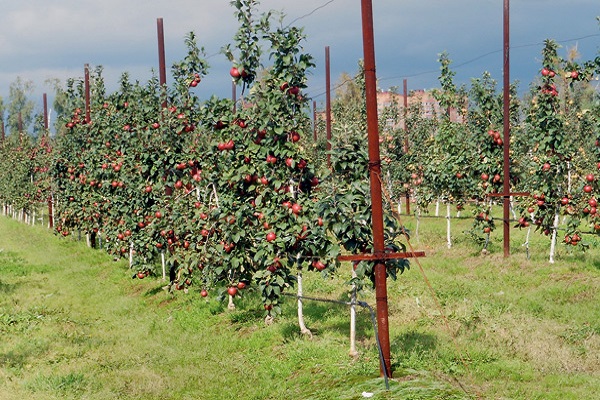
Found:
<box><xmin>1</xmin><ymin>1</ymin><xmax>600</xmax><ymax>318</ymax></box>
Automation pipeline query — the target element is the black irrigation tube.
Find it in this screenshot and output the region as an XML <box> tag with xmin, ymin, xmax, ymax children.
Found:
<box><xmin>282</xmin><ymin>293</ymin><xmax>390</xmax><ymax>391</ymax></box>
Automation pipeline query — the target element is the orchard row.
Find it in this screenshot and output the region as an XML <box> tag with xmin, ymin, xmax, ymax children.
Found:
<box><xmin>0</xmin><ymin>1</ymin><xmax>408</xmax><ymax>315</ymax></box>
<box><xmin>1</xmin><ymin>6</ymin><xmax>600</xmax><ymax>310</ymax></box>
<box><xmin>376</xmin><ymin>40</ymin><xmax>600</xmax><ymax>257</ymax></box>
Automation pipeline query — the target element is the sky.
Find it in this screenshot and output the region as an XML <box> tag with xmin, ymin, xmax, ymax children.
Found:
<box><xmin>1</xmin><ymin>0</ymin><xmax>599</xmax><ymax>119</ymax></box>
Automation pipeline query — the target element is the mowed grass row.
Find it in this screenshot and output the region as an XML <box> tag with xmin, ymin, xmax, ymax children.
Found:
<box><xmin>0</xmin><ymin>209</ymin><xmax>599</xmax><ymax>399</ymax></box>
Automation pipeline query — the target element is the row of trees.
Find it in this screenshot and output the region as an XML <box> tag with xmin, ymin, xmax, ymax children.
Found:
<box><xmin>1</xmin><ymin>3</ymin><xmax>600</xmax><ymax>313</ymax></box>
<box><xmin>369</xmin><ymin>39</ymin><xmax>600</xmax><ymax>259</ymax></box>
<box><xmin>0</xmin><ymin>0</ymin><xmax>408</xmax><ymax>316</ymax></box>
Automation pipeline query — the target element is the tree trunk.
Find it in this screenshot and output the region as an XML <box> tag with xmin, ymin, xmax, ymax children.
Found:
<box><xmin>415</xmin><ymin>208</ymin><xmax>421</xmax><ymax>243</ymax></box>
<box><xmin>129</xmin><ymin>241</ymin><xmax>134</xmax><ymax>269</ymax></box>
<box><xmin>446</xmin><ymin>203</ymin><xmax>452</xmax><ymax>249</ymax></box>
<box><xmin>349</xmin><ymin>268</ymin><xmax>358</xmax><ymax>357</ymax></box>
<box><xmin>524</xmin><ymin>213</ymin><xmax>533</xmax><ymax>260</ymax></box>
<box><xmin>549</xmin><ymin>213</ymin><xmax>560</xmax><ymax>264</ymax></box>
<box><xmin>296</xmin><ymin>268</ymin><xmax>312</xmax><ymax>338</ymax></box>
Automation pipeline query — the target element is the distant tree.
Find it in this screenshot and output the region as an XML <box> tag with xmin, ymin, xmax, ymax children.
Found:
<box><xmin>7</xmin><ymin>77</ymin><xmax>35</xmax><ymax>136</ymax></box>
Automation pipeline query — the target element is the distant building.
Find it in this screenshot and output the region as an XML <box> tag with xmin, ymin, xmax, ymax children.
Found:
<box><xmin>313</xmin><ymin>88</ymin><xmax>463</xmax><ymax>131</ymax></box>
<box><xmin>377</xmin><ymin>89</ymin><xmax>464</xmax><ymax>127</ymax></box>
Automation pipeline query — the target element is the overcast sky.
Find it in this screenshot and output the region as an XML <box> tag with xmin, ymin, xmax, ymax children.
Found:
<box><xmin>1</xmin><ymin>0</ymin><xmax>599</xmax><ymax>116</ymax></box>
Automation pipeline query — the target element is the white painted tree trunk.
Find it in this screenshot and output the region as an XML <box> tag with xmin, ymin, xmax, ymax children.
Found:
<box><xmin>228</xmin><ymin>294</ymin><xmax>236</xmax><ymax>310</ymax></box>
<box><xmin>49</xmin><ymin>193</ymin><xmax>54</xmax><ymax>229</ymax></box>
<box><xmin>296</xmin><ymin>269</ymin><xmax>312</xmax><ymax>338</ymax></box>
<box><xmin>510</xmin><ymin>197</ymin><xmax>517</xmax><ymax>220</ymax></box>
<box><xmin>446</xmin><ymin>203</ymin><xmax>452</xmax><ymax>249</ymax></box>
<box><xmin>349</xmin><ymin>268</ymin><xmax>358</xmax><ymax>357</ymax></box>
<box><xmin>129</xmin><ymin>241</ymin><xmax>134</xmax><ymax>269</ymax></box>
<box><xmin>416</xmin><ymin>208</ymin><xmax>421</xmax><ymax>243</ymax></box>
<box><xmin>435</xmin><ymin>200</ymin><xmax>440</xmax><ymax>217</ymax></box>
<box><xmin>549</xmin><ymin>213</ymin><xmax>560</xmax><ymax>264</ymax></box>
<box><xmin>524</xmin><ymin>213</ymin><xmax>534</xmax><ymax>258</ymax></box>
<box><xmin>161</xmin><ymin>252</ymin><xmax>166</xmax><ymax>281</ymax></box>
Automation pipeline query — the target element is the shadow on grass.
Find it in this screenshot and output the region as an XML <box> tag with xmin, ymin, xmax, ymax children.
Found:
<box><xmin>280</xmin><ymin>297</ymin><xmax>374</xmax><ymax>342</ymax></box>
<box><xmin>144</xmin><ymin>284</ymin><xmax>168</xmax><ymax>297</ymax></box>
<box><xmin>391</xmin><ymin>329</ymin><xmax>438</xmax><ymax>354</ymax></box>
<box><xmin>590</xmin><ymin>257</ymin><xmax>600</xmax><ymax>270</ymax></box>
<box><xmin>0</xmin><ymin>280</ymin><xmax>16</xmax><ymax>294</ymax></box>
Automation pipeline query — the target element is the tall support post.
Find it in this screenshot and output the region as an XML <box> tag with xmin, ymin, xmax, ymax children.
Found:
<box><xmin>84</xmin><ymin>64</ymin><xmax>91</xmax><ymax>124</ymax></box>
<box><xmin>43</xmin><ymin>93</ymin><xmax>49</xmax><ymax>130</ymax></box>
<box><xmin>360</xmin><ymin>0</ymin><xmax>391</xmax><ymax>377</ymax></box>
<box><xmin>403</xmin><ymin>78</ymin><xmax>410</xmax><ymax>215</ymax></box>
<box><xmin>502</xmin><ymin>0</ymin><xmax>511</xmax><ymax>257</ymax></box>
<box><xmin>157</xmin><ymin>18</ymin><xmax>167</xmax><ymax>108</ymax></box>
<box><xmin>312</xmin><ymin>100</ymin><xmax>317</xmax><ymax>142</ymax></box>
<box><xmin>325</xmin><ymin>46</ymin><xmax>332</xmax><ymax>167</ymax></box>
<box><xmin>43</xmin><ymin>92</ymin><xmax>53</xmax><ymax>229</ymax></box>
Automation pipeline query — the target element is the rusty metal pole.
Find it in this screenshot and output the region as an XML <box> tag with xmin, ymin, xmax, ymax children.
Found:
<box><xmin>403</xmin><ymin>79</ymin><xmax>410</xmax><ymax>215</ymax></box>
<box><xmin>43</xmin><ymin>92</ymin><xmax>53</xmax><ymax>229</ymax></box>
<box><xmin>312</xmin><ymin>100</ymin><xmax>317</xmax><ymax>142</ymax></box>
<box><xmin>360</xmin><ymin>0</ymin><xmax>392</xmax><ymax>377</ymax></box>
<box><xmin>84</xmin><ymin>64</ymin><xmax>91</xmax><ymax>124</ymax></box>
<box><xmin>325</xmin><ymin>46</ymin><xmax>332</xmax><ymax>168</ymax></box>
<box><xmin>157</xmin><ymin>18</ymin><xmax>167</xmax><ymax>108</ymax></box>
<box><xmin>42</xmin><ymin>93</ymin><xmax>54</xmax><ymax>229</ymax></box>
<box><xmin>503</xmin><ymin>0</ymin><xmax>511</xmax><ymax>257</ymax></box>
<box><xmin>43</xmin><ymin>93</ymin><xmax>48</xmax><ymax>131</ymax></box>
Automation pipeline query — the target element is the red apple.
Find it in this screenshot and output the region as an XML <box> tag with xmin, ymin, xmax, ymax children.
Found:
<box><xmin>586</xmin><ymin>174</ymin><xmax>594</xmax><ymax>182</ymax></box>
<box><xmin>542</xmin><ymin>163</ymin><xmax>551</xmax><ymax>172</ymax></box>
<box><xmin>312</xmin><ymin>260</ymin><xmax>326</xmax><ymax>271</ymax></box>
<box><xmin>230</xmin><ymin>67</ymin><xmax>241</xmax><ymax>79</ymax></box>
<box><xmin>291</xmin><ymin>203</ymin><xmax>302</xmax><ymax>215</ymax></box>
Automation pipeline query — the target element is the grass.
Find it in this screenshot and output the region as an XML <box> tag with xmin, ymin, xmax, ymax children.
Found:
<box><xmin>0</xmin><ymin>208</ymin><xmax>599</xmax><ymax>399</ymax></box>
